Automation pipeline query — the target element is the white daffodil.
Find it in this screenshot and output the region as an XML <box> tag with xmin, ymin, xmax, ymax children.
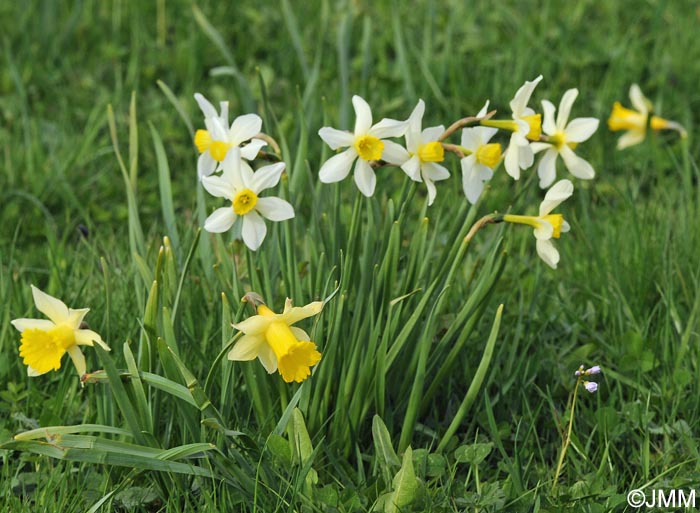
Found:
<box><xmin>503</xmin><ymin>179</ymin><xmax>573</xmax><ymax>269</ymax></box>
<box><xmin>390</xmin><ymin>99</ymin><xmax>450</xmax><ymax>205</ymax></box>
<box><xmin>193</xmin><ymin>92</ymin><xmax>267</xmax><ymax>179</ymax></box>
<box><xmin>202</xmin><ymin>148</ymin><xmax>294</xmax><ymax>251</ymax></box>
<box><xmin>459</xmin><ymin>108</ymin><xmax>502</xmax><ymax>204</ymax></box>
<box><xmin>318</xmin><ymin>95</ymin><xmax>408</xmax><ymax>197</ymax></box>
<box><xmin>531</xmin><ymin>89</ymin><xmax>599</xmax><ymax>189</ymax></box>
<box><xmin>11</xmin><ymin>286</ymin><xmax>110</xmax><ymax>377</ymax></box>
<box><xmin>229</xmin><ymin>299</ymin><xmax>323</xmax><ymax>383</ymax></box>
<box><xmin>608</xmin><ymin>84</ymin><xmax>686</xmax><ymax>149</ymax></box>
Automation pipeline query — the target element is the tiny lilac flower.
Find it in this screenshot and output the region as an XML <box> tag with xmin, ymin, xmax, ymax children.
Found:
<box><xmin>583</xmin><ymin>381</ymin><xmax>598</xmax><ymax>393</ymax></box>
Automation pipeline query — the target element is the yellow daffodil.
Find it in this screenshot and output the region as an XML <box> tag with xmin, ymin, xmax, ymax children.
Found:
<box><xmin>229</xmin><ymin>298</ymin><xmax>323</xmax><ymax>383</ymax></box>
<box><xmin>11</xmin><ymin>286</ymin><xmax>110</xmax><ymax>378</ymax></box>
<box><xmin>502</xmin><ymin>179</ymin><xmax>573</xmax><ymax>269</ymax></box>
<box><xmin>459</xmin><ymin>103</ymin><xmax>503</xmax><ymax>204</ymax></box>
<box><xmin>608</xmin><ymin>84</ymin><xmax>687</xmax><ymax>149</ymax></box>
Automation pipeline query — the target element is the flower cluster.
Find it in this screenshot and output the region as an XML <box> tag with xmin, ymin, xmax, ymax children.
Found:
<box><xmin>575</xmin><ymin>364</ymin><xmax>601</xmax><ymax>393</ymax></box>
<box><xmin>195</xmin><ymin>93</ymin><xmax>294</xmax><ymax>251</ymax></box>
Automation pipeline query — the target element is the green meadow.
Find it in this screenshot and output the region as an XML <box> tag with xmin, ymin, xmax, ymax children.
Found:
<box><xmin>1</xmin><ymin>1</ymin><xmax>699</xmax><ymax>511</ymax></box>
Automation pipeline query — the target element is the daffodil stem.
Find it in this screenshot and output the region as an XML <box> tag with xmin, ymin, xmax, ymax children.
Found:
<box><xmin>438</xmin><ymin>109</ymin><xmax>497</xmax><ymax>142</ymax></box>
<box><xmin>551</xmin><ymin>376</ymin><xmax>582</xmax><ymax>494</ymax></box>
<box><xmin>465</xmin><ymin>214</ymin><xmax>499</xmax><ymax>243</ymax></box>
<box><xmin>441</xmin><ymin>143</ymin><xmax>466</xmax><ymax>159</ymax></box>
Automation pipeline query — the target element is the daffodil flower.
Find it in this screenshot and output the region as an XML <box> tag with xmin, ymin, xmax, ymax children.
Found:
<box><xmin>193</xmin><ymin>93</ymin><xmax>267</xmax><ymax>179</ymax></box>
<box><xmin>530</xmin><ymin>89</ymin><xmax>599</xmax><ymax>189</ymax></box>
<box><xmin>388</xmin><ymin>99</ymin><xmax>450</xmax><ymax>205</ymax></box>
<box><xmin>459</xmin><ymin>111</ymin><xmax>502</xmax><ymax>204</ymax></box>
<box><xmin>202</xmin><ymin>148</ymin><xmax>294</xmax><ymax>251</ymax></box>
<box><xmin>608</xmin><ymin>84</ymin><xmax>687</xmax><ymax>149</ymax></box>
<box><xmin>10</xmin><ymin>286</ymin><xmax>110</xmax><ymax>377</ymax></box>
<box><xmin>229</xmin><ymin>299</ymin><xmax>323</xmax><ymax>383</ymax></box>
<box><xmin>318</xmin><ymin>95</ymin><xmax>408</xmax><ymax>197</ymax></box>
<box><xmin>481</xmin><ymin>75</ymin><xmax>543</xmax><ymax>180</ymax></box>
<box><xmin>502</xmin><ymin>179</ymin><xmax>573</xmax><ymax>268</ymax></box>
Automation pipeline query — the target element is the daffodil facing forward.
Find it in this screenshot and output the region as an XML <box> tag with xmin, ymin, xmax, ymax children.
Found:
<box><xmin>393</xmin><ymin>99</ymin><xmax>450</xmax><ymax>205</ymax></box>
<box><xmin>502</xmin><ymin>179</ymin><xmax>573</xmax><ymax>268</ymax></box>
<box><xmin>531</xmin><ymin>89</ymin><xmax>599</xmax><ymax>189</ymax></box>
<box><xmin>202</xmin><ymin>147</ymin><xmax>294</xmax><ymax>251</ymax></box>
<box><xmin>11</xmin><ymin>286</ymin><xmax>110</xmax><ymax>378</ymax></box>
<box><xmin>459</xmin><ymin>107</ymin><xmax>503</xmax><ymax>204</ymax></box>
<box><xmin>608</xmin><ymin>84</ymin><xmax>687</xmax><ymax>149</ymax></box>
<box><xmin>229</xmin><ymin>298</ymin><xmax>323</xmax><ymax>383</ymax></box>
<box><xmin>193</xmin><ymin>92</ymin><xmax>267</xmax><ymax>179</ymax></box>
<box><xmin>481</xmin><ymin>75</ymin><xmax>543</xmax><ymax>180</ymax></box>
<box><xmin>318</xmin><ymin>95</ymin><xmax>408</xmax><ymax>197</ymax></box>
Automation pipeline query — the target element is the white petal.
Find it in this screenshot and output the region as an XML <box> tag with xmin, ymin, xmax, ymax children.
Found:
<box><xmin>255</xmin><ymin>197</ymin><xmax>295</xmax><ymax>221</ymax></box>
<box><xmin>509</xmin><ymin>75</ymin><xmax>543</xmax><ymax>117</ymax></box>
<box><xmin>208</xmin><ymin>117</ymin><xmax>229</xmax><ymax>141</ymax></box>
<box><xmin>422</xmin><ymin>162</ymin><xmax>450</xmax><ymax>181</ymax></box>
<box><xmin>565</xmin><ymin>117</ymin><xmax>599</xmax><ymax>143</ymax></box>
<box><xmin>405</xmin><ymin>100</ymin><xmax>426</xmax><ymax>151</ymax></box>
<box><xmin>194</xmin><ymin>93</ymin><xmax>217</xmax><ymax>119</ymax></box>
<box><xmin>75</xmin><ymin>329</ymin><xmax>110</xmax><ymax>351</ymax></box>
<box><xmin>204</xmin><ymin>207</ymin><xmax>236</xmax><ymax>233</ymax></box>
<box><xmin>11</xmin><ymin>318</ymin><xmax>55</xmax><ymax>332</ymax></box>
<box><xmin>233</xmin><ymin>315</ymin><xmax>270</xmax><ymax>335</ymax></box>
<box><xmin>353</xmin><ymin>95</ymin><xmax>373</xmax><ymax>135</ymax></box>
<box><xmin>401</xmin><ymin>155</ymin><xmax>422</xmax><ymax>182</ymax></box>
<box><xmin>534</xmin><ymin>220</ymin><xmax>554</xmax><ymax>240</ymax></box>
<box><xmin>539</xmin><ymin>179</ymin><xmax>574</xmax><ymax>216</ymax></box>
<box><xmin>241</xmin><ymin>210</ymin><xmax>267</xmax><ymax>250</ymax></box>
<box><xmin>460</xmin><ymin>156</ymin><xmax>485</xmax><ymax>204</ymax></box>
<box><xmin>197</xmin><ymin>152</ymin><xmax>217</xmax><ymax>179</ymax></box>
<box><xmin>353</xmin><ymin>159</ymin><xmax>376</xmax><ymax>197</ymax></box>
<box><xmin>31</xmin><ymin>285</ymin><xmax>69</xmax><ymax>324</ymax></box>
<box><xmin>219</xmin><ymin>101</ymin><xmax>229</xmax><ymax>125</ymax></box>
<box><xmin>290</xmin><ymin>327</ymin><xmax>311</xmax><ymax>342</ymax></box>
<box><xmin>381</xmin><ymin>140</ymin><xmax>410</xmax><ymax>165</ymax></box>
<box><xmin>421</xmin><ymin>125</ymin><xmax>444</xmax><ymax>143</ymax></box>
<box><xmin>562</xmin><ymin>220</ymin><xmax>571</xmax><ymax>233</ymax></box>
<box><xmin>536</xmin><ymin>239</ymin><xmax>560</xmax><ymax>269</ymax></box>
<box><xmin>228</xmin><ymin>334</ymin><xmax>266</xmax><ymax>361</ymax></box>
<box><xmin>476</xmin><ymin>100</ymin><xmax>490</xmax><ymax>118</ymax></box>
<box><xmin>556</xmin><ymin>89</ymin><xmax>578</xmax><ymax>130</ymax></box>
<box><xmin>229</xmin><ymin>114</ymin><xmax>263</xmax><ymax>144</ymax></box>
<box><xmin>460</xmin><ymin>127</ymin><xmax>479</xmax><ymax>151</ymax></box>
<box><xmin>239</xmin><ymin>160</ymin><xmax>256</xmax><ymax>190</ymax></box>
<box><xmin>629</xmin><ymin>84</ymin><xmax>650</xmax><ymax>115</ymax></box>
<box><xmin>251</xmin><ymin>162</ymin><xmax>285</xmax><ymax>193</ymax></box>
<box><xmin>504</xmin><ymin>143</ymin><xmax>521</xmax><ymax>180</ymax></box>
<box><xmin>202</xmin><ymin>174</ymin><xmax>234</xmax><ymax>200</ymax></box>
<box><xmin>370</xmin><ymin>118</ymin><xmax>408</xmax><ymax>139</ymax></box>
<box><xmin>319</xmin><ymin>148</ymin><xmax>357</xmax><ymax>183</ymax></box>
<box><xmin>424</xmin><ymin>175</ymin><xmax>438</xmax><ymax>206</ymax></box>
<box><xmin>319</xmin><ymin>127</ymin><xmax>355</xmax><ymax>150</ymax></box>
<box><xmin>617</xmin><ymin>130</ymin><xmax>646</xmax><ymax>150</ymax></box>
<box><xmin>541</xmin><ymin>100</ymin><xmax>557</xmax><ymax>135</ymax></box>
<box><xmin>537</xmin><ymin>149</ymin><xmax>559</xmax><ymax>189</ymax></box>
<box><xmin>559</xmin><ymin>145</ymin><xmax>595</xmax><ymax>180</ymax></box>
<box><xmin>478</xmin><ymin>126</ymin><xmax>499</xmax><ymax>143</ymax></box>
<box><xmin>518</xmin><ymin>143</ymin><xmax>534</xmax><ymax>170</ymax></box>
<box><xmin>240</xmin><ymin>138</ymin><xmax>267</xmax><ymax>160</ymax></box>
<box><xmin>221</xmin><ymin>148</ymin><xmax>245</xmax><ymax>190</ymax></box>
<box><xmin>67</xmin><ymin>345</ymin><xmax>86</xmax><ymax>377</ymax></box>
<box><xmin>529</xmin><ymin>141</ymin><xmax>551</xmax><ymax>154</ymax></box>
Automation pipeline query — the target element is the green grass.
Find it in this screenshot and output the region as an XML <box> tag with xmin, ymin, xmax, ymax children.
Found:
<box><xmin>1</xmin><ymin>0</ymin><xmax>700</xmax><ymax>511</ymax></box>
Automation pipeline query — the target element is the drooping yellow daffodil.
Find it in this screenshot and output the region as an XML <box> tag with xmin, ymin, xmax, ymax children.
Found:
<box><xmin>608</xmin><ymin>84</ymin><xmax>687</xmax><ymax>150</ymax></box>
<box><xmin>502</xmin><ymin>179</ymin><xmax>573</xmax><ymax>269</ymax></box>
<box><xmin>229</xmin><ymin>298</ymin><xmax>323</xmax><ymax>383</ymax></box>
<box><xmin>460</xmin><ymin>103</ymin><xmax>503</xmax><ymax>204</ymax></box>
<box><xmin>11</xmin><ymin>286</ymin><xmax>110</xmax><ymax>377</ymax></box>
